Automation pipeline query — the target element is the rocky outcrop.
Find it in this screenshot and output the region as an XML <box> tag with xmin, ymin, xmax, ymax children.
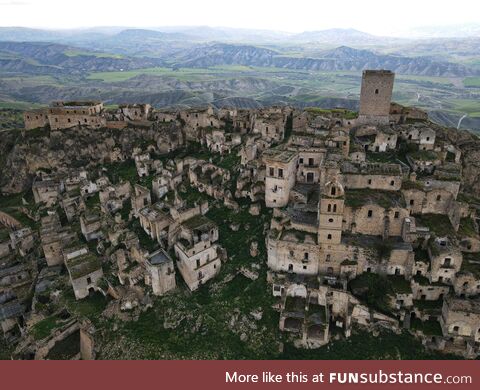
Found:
<box><xmin>0</xmin><ymin>123</ymin><xmax>184</xmax><ymax>194</ymax></box>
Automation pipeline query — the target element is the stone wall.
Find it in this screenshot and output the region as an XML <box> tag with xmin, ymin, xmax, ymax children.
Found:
<box><xmin>24</xmin><ymin>109</ymin><xmax>49</xmax><ymax>130</ymax></box>
<box><xmin>342</xmin><ymin>173</ymin><xmax>402</xmax><ymax>191</ymax></box>
<box><xmin>267</xmin><ymin>235</ymin><xmax>319</xmax><ymax>275</ymax></box>
<box><xmin>359</xmin><ymin>70</ymin><xmax>395</xmax><ymax>119</ymax></box>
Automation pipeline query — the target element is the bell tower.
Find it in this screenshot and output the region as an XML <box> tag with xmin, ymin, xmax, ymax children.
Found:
<box><xmin>318</xmin><ymin>180</ymin><xmax>344</xmax><ymax>245</ymax></box>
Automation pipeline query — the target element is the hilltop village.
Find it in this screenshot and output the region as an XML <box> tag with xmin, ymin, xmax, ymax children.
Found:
<box><xmin>1</xmin><ymin>70</ymin><xmax>480</xmax><ymax>359</ymax></box>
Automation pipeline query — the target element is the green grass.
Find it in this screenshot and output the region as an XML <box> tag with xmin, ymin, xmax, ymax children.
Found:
<box><xmin>388</xmin><ymin>275</ymin><xmax>412</xmax><ymax>294</ymax></box>
<box><xmin>0</xmin><ymin>191</ymin><xmax>38</xmax><ymax>229</ymax></box>
<box><xmin>345</xmin><ymin>189</ymin><xmax>405</xmax><ymax>209</ymax></box>
<box><xmin>31</xmin><ymin>315</ymin><xmax>62</xmax><ymax>340</ymax></box>
<box><xmin>461</xmin><ymin>253</ymin><xmax>480</xmax><ymax>278</ymax></box>
<box><xmin>46</xmin><ymin>330</ymin><xmax>80</xmax><ymax>360</ymax></box>
<box><xmin>86</xmin><ymin>67</ymin><xmax>224</xmax><ymax>83</ymax></box>
<box><xmin>447</xmin><ymin>99</ymin><xmax>480</xmax><ymax>117</ymax></box>
<box><xmin>349</xmin><ymin>273</ymin><xmax>393</xmax><ymax>313</ymax></box>
<box><xmin>413</xmin><ymin>299</ymin><xmax>443</xmax><ymax>312</ymax></box>
<box><xmin>84</xmin><ymin>193</ymin><xmax>100</xmax><ymax>209</ymax></box>
<box><xmin>305</xmin><ymin>107</ymin><xmax>357</xmax><ymax>119</ymax></box>
<box><xmin>411</xmin><ymin>318</ymin><xmax>443</xmax><ymax>336</ymax></box>
<box><xmin>463</xmin><ymin>77</ymin><xmax>480</xmax><ymax>88</ymax></box>
<box><xmin>64</xmin><ymin>50</ymin><xmax>123</xmax><ymax>59</ymax></box>
<box><xmin>22</xmin><ymin>169</ymin><xmax>453</xmax><ymax>360</ymax></box>
<box><xmin>457</xmin><ymin>217</ymin><xmax>478</xmax><ymax>238</ymax></box>
<box><xmin>415</xmin><ymin>214</ymin><xmax>455</xmax><ymax>237</ymax></box>
<box><xmin>0</xmin><ymin>101</ymin><xmax>45</xmax><ymax>110</ymax></box>
<box><xmin>0</xmin><ymin>338</ymin><xmax>13</xmax><ymax>360</ymax></box>
<box><xmin>62</xmin><ymin>291</ymin><xmax>107</xmax><ymax>323</ymax></box>
<box><xmin>103</xmin><ymin>160</ymin><xmax>137</xmax><ymax>184</ymax></box>
<box><xmin>280</xmin><ymin>327</ymin><xmax>457</xmax><ymax>359</ymax></box>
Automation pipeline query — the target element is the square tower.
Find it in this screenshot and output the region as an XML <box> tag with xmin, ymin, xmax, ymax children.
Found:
<box><xmin>359</xmin><ymin>70</ymin><xmax>395</xmax><ymax>124</ymax></box>
<box><xmin>264</xmin><ymin>148</ymin><xmax>298</xmax><ymax>208</ymax></box>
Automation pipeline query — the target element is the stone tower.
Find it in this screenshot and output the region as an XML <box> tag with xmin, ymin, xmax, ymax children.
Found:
<box><xmin>318</xmin><ymin>180</ymin><xmax>345</xmax><ymax>245</ymax></box>
<box><xmin>358</xmin><ymin>70</ymin><xmax>395</xmax><ymax>124</ymax></box>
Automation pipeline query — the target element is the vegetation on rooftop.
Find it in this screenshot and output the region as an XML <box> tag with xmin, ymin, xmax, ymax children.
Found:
<box><xmin>388</xmin><ymin>275</ymin><xmax>412</xmax><ymax>294</ymax></box>
<box><xmin>31</xmin><ymin>315</ymin><xmax>63</xmax><ymax>340</ymax></box>
<box><xmin>460</xmin><ymin>253</ymin><xmax>480</xmax><ymax>278</ymax></box>
<box><xmin>457</xmin><ymin>217</ymin><xmax>478</xmax><ymax>238</ymax></box>
<box><xmin>345</xmin><ymin>189</ymin><xmax>405</xmax><ymax>209</ymax></box>
<box><xmin>410</xmin><ymin>318</ymin><xmax>443</xmax><ymax>336</ymax></box>
<box><xmin>305</xmin><ymin>107</ymin><xmax>357</xmax><ymax>120</ymax></box>
<box><xmin>349</xmin><ymin>273</ymin><xmax>393</xmax><ymax>313</ymax></box>
<box><xmin>415</xmin><ymin>214</ymin><xmax>454</xmax><ymax>237</ymax></box>
<box><xmin>409</xmin><ymin>149</ymin><xmax>440</xmax><ymax>161</ymax></box>
<box><xmin>413</xmin><ymin>299</ymin><xmax>443</xmax><ymax>312</ymax></box>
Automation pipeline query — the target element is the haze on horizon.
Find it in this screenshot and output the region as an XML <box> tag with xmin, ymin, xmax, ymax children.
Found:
<box><xmin>0</xmin><ymin>0</ymin><xmax>479</xmax><ymax>37</ymax></box>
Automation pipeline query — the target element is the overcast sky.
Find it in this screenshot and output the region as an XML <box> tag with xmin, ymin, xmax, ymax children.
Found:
<box><xmin>0</xmin><ymin>0</ymin><xmax>478</xmax><ymax>36</ymax></box>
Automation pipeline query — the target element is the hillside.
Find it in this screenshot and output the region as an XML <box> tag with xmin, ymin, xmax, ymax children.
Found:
<box><xmin>176</xmin><ymin>43</ymin><xmax>478</xmax><ymax>77</ymax></box>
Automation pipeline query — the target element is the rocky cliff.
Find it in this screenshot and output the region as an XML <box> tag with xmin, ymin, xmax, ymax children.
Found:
<box><xmin>0</xmin><ymin>123</ymin><xmax>182</xmax><ymax>193</ymax></box>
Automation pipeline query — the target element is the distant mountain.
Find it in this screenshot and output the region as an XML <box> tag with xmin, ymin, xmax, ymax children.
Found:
<box><xmin>290</xmin><ymin>28</ymin><xmax>382</xmax><ymax>44</ymax></box>
<box><xmin>178</xmin><ymin>44</ymin><xmax>278</xmax><ymax>67</ymax></box>
<box><xmin>153</xmin><ymin>26</ymin><xmax>292</xmax><ymax>42</ymax></box>
<box><xmin>112</xmin><ymin>29</ymin><xmax>190</xmax><ymax>42</ymax></box>
<box><xmin>0</xmin><ymin>27</ymin><xmax>63</xmax><ymax>42</ymax></box>
<box><xmin>0</xmin><ymin>41</ymin><xmax>164</xmax><ymax>74</ymax></box>
<box><xmin>407</xmin><ymin>23</ymin><xmax>480</xmax><ymax>38</ymax></box>
<box><xmin>175</xmin><ymin>43</ymin><xmax>479</xmax><ymax>77</ymax></box>
<box><xmin>390</xmin><ymin>37</ymin><xmax>480</xmax><ymax>60</ymax></box>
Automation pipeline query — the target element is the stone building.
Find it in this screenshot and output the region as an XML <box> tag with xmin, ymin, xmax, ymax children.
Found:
<box><xmin>64</xmin><ymin>246</ymin><xmax>103</xmax><ymax>300</ymax></box>
<box><xmin>342</xmin><ymin>190</ymin><xmax>409</xmax><ymax>238</ymax></box>
<box><xmin>354</xmin><ymin>125</ymin><xmax>397</xmax><ymax>152</ymax></box>
<box><xmin>119</xmin><ymin>104</ymin><xmax>151</xmax><ymax>121</ymax></box>
<box><xmin>402</xmin><ymin>178</ymin><xmax>460</xmax><ymax>216</ymax></box>
<box><xmin>40</xmin><ymin>214</ymin><xmax>76</xmax><ymax>267</ymax></box>
<box><xmin>144</xmin><ymin>249</ymin><xmax>176</xmax><ymax>296</ymax></box>
<box><xmin>264</xmin><ymin>148</ymin><xmax>298</xmax><ymax>207</ymax></box>
<box><xmin>131</xmin><ymin>184</ymin><xmax>151</xmax><ymax>216</ymax></box>
<box><xmin>253</xmin><ymin>108</ymin><xmax>289</xmax><ymax>143</ymax></box>
<box><xmin>389</xmin><ymin>103</ymin><xmax>428</xmax><ymax>124</ymax></box>
<box><xmin>440</xmin><ymin>297</ymin><xmax>480</xmax><ymax>345</ymax></box>
<box><xmin>358</xmin><ymin>70</ymin><xmax>395</xmax><ymax>125</ymax></box>
<box><xmin>318</xmin><ymin>180</ymin><xmax>345</xmax><ymax>245</ymax></box>
<box><xmin>296</xmin><ymin>150</ymin><xmax>324</xmax><ymax>184</ymax></box>
<box><xmin>9</xmin><ymin>228</ymin><xmax>35</xmax><ymax>257</ymax></box>
<box><xmin>267</xmin><ymin>229</ymin><xmax>319</xmax><ymax>275</ymax></box>
<box><xmin>25</xmin><ymin>101</ymin><xmax>106</xmax><ymax>130</ymax></box>
<box><xmin>174</xmin><ymin>215</ymin><xmax>221</xmax><ymax>291</ymax></box>
<box><xmin>341</xmin><ymin>162</ymin><xmax>403</xmax><ymax>191</ymax></box>
<box><xmin>138</xmin><ymin>203</ymin><xmax>174</xmax><ymax>245</ymax></box>
<box><xmin>80</xmin><ymin>211</ymin><xmax>103</xmax><ymax>242</ymax></box>
<box><xmin>399</xmin><ymin>125</ymin><xmax>436</xmax><ymax>151</ymax></box>
<box><xmin>428</xmin><ymin>237</ymin><xmax>463</xmax><ymax>285</ymax></box>
<box><xmin>23</xmin><ymin>109</ymin><xmax>49</xmax><ymax>130</ymax></box>
<box><xmin>32</xmin><ymin>178</ymin><xmax>61</xmax><ymax>206</ymax></box>
<box><xmin>178</xmin><ymin>107</ymin><xmax>222</xmax><ymax>140</ymax></box>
